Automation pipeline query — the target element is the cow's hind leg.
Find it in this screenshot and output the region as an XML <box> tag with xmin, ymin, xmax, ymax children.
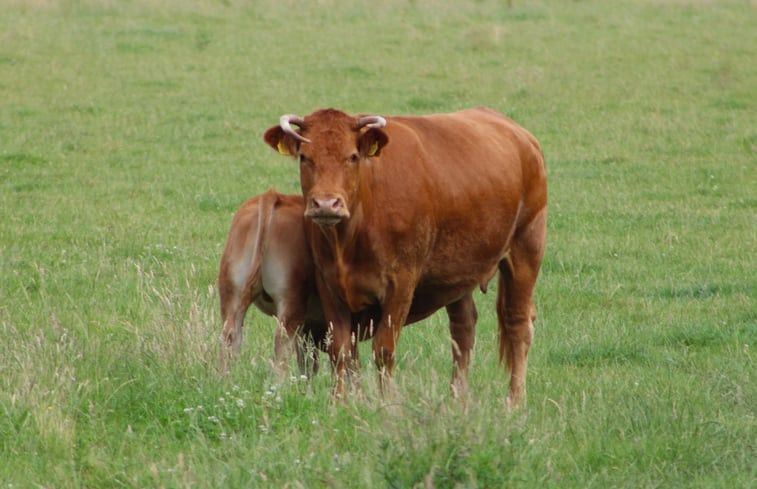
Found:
<box><xmin>497</xmin><ymin>208</ymin><xmax>546</xmax><ymax>408</ymax></box>
<box><xmin>447</xmin><ymin>293</ymin><xmax>477</xmax><ymax>399</ymax></box>
<box><xmin>272</xmin><ymin>306</ymin><xmax>307</xmax><ymax>381</ymax></box>
<box><xmin>219</xmin><ymin>294</ymin><xmax>249</xmax><ymax>373</ymax></box>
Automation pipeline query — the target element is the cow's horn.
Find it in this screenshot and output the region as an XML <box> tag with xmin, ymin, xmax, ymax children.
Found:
<box><xmin>356</xmin><ymin>116</ymin><xmax>387</xmax><ymax>129</ymax></box>
<box><xmin>279</xmin><ymin>114</ymin><xmax>311</xmax><ymax>144</ymax></box>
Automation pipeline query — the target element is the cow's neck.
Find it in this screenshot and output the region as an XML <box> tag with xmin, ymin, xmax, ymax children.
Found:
<box><xmin>314</xmin><ymin>203</ymin><xmax>373</xmax><ymax>299</ymax></box>
<box><xmin>318</xmin><ymin>204</ymin><xmax>364</xmax><ymax>262</ymax></box>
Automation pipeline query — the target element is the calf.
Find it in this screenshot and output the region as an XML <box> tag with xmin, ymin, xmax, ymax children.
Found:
<box><xmin>218</xmin><ymin>190</ymin><xmax>324</xmax><ymax>375</ymax></box>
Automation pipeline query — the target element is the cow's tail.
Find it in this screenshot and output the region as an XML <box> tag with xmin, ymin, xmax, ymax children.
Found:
<box><xmin>219</xmin><ymin>190</ymin><xmax>279</xmax><ymax>371</ymax></box>
<box><xmin>243</xmin><ymin>189</ymin><xmax>279</xmax><ymax>303</ymax></box>
<box><xmin>496</xmin><ymin>255</ymin><xmax>514</xmax><ymax>372</ymax></box>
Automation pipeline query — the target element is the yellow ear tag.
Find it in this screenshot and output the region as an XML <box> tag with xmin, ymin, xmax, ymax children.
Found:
<box><xmin>277</xmin><ymin>140</ymin><xmax>291</xmax><ymax>156</ymax></box>
<box><xmin>368</xmin><ymin>141</ymin><xmax>379</xmax><ymax>157</ymax></box>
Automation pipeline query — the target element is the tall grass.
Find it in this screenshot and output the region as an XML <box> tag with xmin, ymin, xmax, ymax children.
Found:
<box><xmin>1</xmin><ymin>0</ymin><xmax>755</xmax><ymax>487</ymax></box>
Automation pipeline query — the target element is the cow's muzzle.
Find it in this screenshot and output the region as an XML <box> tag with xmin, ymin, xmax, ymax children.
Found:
<box><xmin>305</xmin><ymin>196</ymin><xmax>350</xmax><ymax>225</ymax></box>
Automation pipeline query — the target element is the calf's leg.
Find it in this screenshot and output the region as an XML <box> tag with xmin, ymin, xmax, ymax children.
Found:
<box><xmin>272</xmin><ymin>300</ymin><xmax>307</xmax><ymax>380</ymax></box>
<box><xmin>219</xmin><ymin>290</ymin><xmax>249</xmax><ymax>373</ymax></box>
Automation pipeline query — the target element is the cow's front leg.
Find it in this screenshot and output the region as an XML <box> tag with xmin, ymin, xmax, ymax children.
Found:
<box><xmin>372</xmin><ymin>281</ymin><xmax>414</xmax><ymax>396</ymax></box>
<box><xmin>315</xmin><ymin>274</ymin><xmax>354</xmax><ymax>399</ymax></box>
<box><xmin>327</xmin><ymin>318</ymin><xmax>354</xmax><ymax>400</ymax></box>
<box><xmin>447</xmin><ymin>293</ymin><xmax>477</xmax><ymax>400</ymax></box>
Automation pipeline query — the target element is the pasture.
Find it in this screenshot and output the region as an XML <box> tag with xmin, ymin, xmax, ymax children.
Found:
<box><xmin>1</xmin><ymin>0</ymin><xmax>755</xmax><ymax>487</ymax></box>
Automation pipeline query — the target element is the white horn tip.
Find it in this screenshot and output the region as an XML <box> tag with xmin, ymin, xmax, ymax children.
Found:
<box><xmin>369</xmin><ymin>116</ymin><xmax>387</xmax><ymax>128</ymax></box>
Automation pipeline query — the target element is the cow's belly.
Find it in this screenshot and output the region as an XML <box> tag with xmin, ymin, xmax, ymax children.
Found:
<box><xmin>338</xmin><ymin>272</ymin><xmax>463</xmax><ymax>324</ymax></box>
<box><xmin>406</xmin><ymin>281</ymin><xmax>478</xmax><ymax>325</ymax></box>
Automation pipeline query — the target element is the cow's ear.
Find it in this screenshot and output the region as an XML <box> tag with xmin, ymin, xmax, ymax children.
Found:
<box><xmin>359</xmin><ymin>128</ymin><xmax>388</xmax><ymax>158</ymax></box>
<box><xmin>263</xmin><ymin>126</ymin><xmax>299</xmax><ymax>157</ymax></box>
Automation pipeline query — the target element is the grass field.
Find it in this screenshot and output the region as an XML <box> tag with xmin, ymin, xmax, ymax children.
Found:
<box><xmin>1</xmin><ymin>0</ymin><xmax>755</xmax><ymax>487</ymax></box>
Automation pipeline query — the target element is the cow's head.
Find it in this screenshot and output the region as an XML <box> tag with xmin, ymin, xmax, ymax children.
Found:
<box><xmin>264</xmin><ymin>109</ymin><xmax>388</xmax><ymax>226</ymax></box>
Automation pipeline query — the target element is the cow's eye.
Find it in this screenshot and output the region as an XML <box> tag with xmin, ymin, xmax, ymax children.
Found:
<box><xmin>349</xmin><ymin>153</ymin><xmax>359</xmax><ymax>163</ymax></box>
<box><xmin>299</xmin><ymin>155</ymin><xmax>311</xmax><ymax>166</ymax></box>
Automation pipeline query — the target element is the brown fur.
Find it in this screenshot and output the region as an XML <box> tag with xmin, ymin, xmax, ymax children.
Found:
<box><xmin>218</xmin><ymin>190</ymin><xmax>325</xmax><ymax>375</ymax></box>
<box><xmin>218</xmin><ymin>190</ymin><xmax>386</xmax><ymax>377</ymax></box>
<box><xmin>264</xmin><ymin>107</ymin><xmax>547</xmax><ymax>405</ymax></box>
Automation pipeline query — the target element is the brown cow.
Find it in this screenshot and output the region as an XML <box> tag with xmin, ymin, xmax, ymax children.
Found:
<box><xmin>218</xmin><ymin>190</ymin><xmax>325</xmax><ymax>376</ymax></box>
<box><xmin>263</xmin><ymin>107</ymin><xmax>547</xmax><ymax>406</ymax></box>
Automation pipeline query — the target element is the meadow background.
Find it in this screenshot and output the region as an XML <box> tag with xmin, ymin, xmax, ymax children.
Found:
<box><xmin>1</xmin><ymin>0</ymin><xmax>755</xmax><ymax>487</ymax></box>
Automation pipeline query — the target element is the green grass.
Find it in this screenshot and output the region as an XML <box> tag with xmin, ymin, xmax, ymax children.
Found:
<box><xmin>1</xmin><ymin>0</ymin><xmax>755</xmax><ymax>487</ymax></box>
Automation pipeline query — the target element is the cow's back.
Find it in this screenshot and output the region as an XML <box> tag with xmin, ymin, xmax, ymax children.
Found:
<box><xmin>384</xmin><ymin>108</ymin><xmax>545</xmax><ymax>217</ymax></box>
<box><xmin>362</xmin><ymin>108</ymin><xmax>546</xmax><ymax>298</ymax></box>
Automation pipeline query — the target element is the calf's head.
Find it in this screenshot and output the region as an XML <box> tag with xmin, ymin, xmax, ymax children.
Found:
<box><xmin>264</xmin><ymin>109</ymin><xmax>388</xmax><ymax>226</ymax></box>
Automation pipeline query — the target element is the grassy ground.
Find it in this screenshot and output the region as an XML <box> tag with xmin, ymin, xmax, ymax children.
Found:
<box><xmin>1</xmin><ymin>0</ymin><xmax>755</xmax><ymax>487</ymax></box>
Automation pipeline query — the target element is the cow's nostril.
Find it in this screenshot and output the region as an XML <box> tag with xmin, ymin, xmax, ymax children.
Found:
<box><xmin>312</xmin><ymin>197</ymin><xmax>343</xmax><ymax>213</ymax></box>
